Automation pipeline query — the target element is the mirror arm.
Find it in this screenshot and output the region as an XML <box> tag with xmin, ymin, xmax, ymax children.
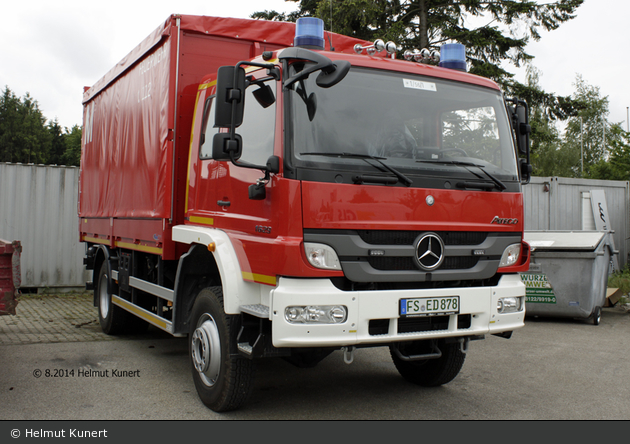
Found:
<box><xmin>279</xmin><ymin>47</ymin><xmax>335</xmax><ymax>89</ymax></box>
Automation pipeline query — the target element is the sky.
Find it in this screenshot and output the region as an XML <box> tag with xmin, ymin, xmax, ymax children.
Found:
<box><xmin>1</xmin><ymin>0</ymin><xmax>628</xmax><ymax>131</ymax></box>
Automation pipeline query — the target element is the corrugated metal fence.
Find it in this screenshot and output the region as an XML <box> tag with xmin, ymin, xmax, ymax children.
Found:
<box><xmin>1</xmin><ymin>163</ymin><xmax>629</xmax><ymax>288</ymax></box>
<box><xmin>524</xmin><ymin>176</ymin><xmax>630</xmax><ymax>269</ymax></box>
<box><xmin>0</xmin><ymin>163</ymin><xmax>89</xmax><ymax>288</ymax></box>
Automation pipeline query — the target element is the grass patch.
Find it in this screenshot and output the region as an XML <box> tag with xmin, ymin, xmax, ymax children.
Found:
<box><xmin>608</xmin><ymin>266</ymin><xmax>630</xmax><ymax>305</ymax></box>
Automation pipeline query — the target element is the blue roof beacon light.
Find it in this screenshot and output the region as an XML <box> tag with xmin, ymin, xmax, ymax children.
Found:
<box><xmin>294</xmin><ymin>17</ymin><xmax>325</xmax><ymax>50</ymax></box>
<box><xmin>439</xmin><ymin>43</ymin><xmax>467</xmax><ymax>72</ymax></box>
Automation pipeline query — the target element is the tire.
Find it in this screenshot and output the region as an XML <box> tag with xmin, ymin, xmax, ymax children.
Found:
<box><xmin>591</xmin><ymin>306</ymin><xmax>602</xmax><ymax>326</ymax></box>
<box><xmin>189</xmin><ymin>287</ymin><xmax>254</xmax><ymax>412</ymax></box>
<box><xmin>389</xmin><ymin>339</ymin><xmax>466</xmax><ymax>387</ymax></box>
<box><xmin>96</xmin><ymin>261</ymin><xmax>148</xmax><ymax>335</ymax></box>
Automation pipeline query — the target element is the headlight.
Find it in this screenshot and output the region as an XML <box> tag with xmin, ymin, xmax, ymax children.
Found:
<box><xmin>304</xmin><ymin>243</ymin><xmax>341</xmax><ymax>270</ymax></box>
<box><xmin>497</xmin><ymin>297</ymin><xmax>524</xmax><ymax>313</ymax></box>
<box><xmin>285</xmin><ymin>305</ymin><xmax>348</xmax><ymax>324</ymax></box>
<box><xmin>499</xmin><ymin>243</ymin><xmax>521</xmax><ymax>268</ymax></box>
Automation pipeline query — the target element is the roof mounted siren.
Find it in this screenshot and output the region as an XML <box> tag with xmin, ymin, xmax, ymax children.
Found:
<box><xmin>438</xmin><ymin>43</ymin><xmax>467</xmax><ymax>72</ymax></box>
<box><xmin>294</xmin><ymin>17</ymin><xmax>325</xmax><ymax>50</ymax></box>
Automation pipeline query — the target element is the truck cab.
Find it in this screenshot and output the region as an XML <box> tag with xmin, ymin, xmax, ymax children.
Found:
<box><xmin>177</xmin><ymin>20</ymin><xmax>531</xmax><ymax>410</ymax></box>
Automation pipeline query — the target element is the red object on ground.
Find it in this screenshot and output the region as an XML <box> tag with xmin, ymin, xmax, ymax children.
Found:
<box><xmin>0</xmin><ymin>239</ymin><xmax>21</xmax><ymax>316</ymax></box>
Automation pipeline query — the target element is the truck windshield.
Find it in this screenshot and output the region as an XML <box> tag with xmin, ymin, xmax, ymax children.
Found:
<box><xmin>288</xmin><ymin>66</ymin><xmax>519</xmax><ymax>190</ymax></box>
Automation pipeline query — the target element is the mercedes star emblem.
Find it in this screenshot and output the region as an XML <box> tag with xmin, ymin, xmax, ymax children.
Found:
<box><xmin>414</xmin><ymin>233</ymin><xmax>445</xmax><ymax>271</ymax></box>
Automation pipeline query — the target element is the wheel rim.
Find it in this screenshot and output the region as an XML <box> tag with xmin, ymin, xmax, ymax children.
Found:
<box><xmin>191</xmin><ymin>314</ymin><xmax>221</xmax><ymax>387</ymax></box>
<box><xmin>595</xmin><ymin>308</ymin><xmax>602</xmax><ymax>325</ymax></box>
<box><xmin>99</xmin><ymin>272</ymin><xmax>110</xmax><ymax>318</ymax></box>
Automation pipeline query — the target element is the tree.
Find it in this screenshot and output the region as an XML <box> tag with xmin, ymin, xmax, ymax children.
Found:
<box><xmin>525</xmin><ymin>68</ymin><xmax>579</xmax><ymax>177</ymax></box>
<box><xmin>0</xmin><ymin>86</ymin><xmax>83</xmax><ymax>166</ymax></box>
<box><xmin>587</xmin><ymin>126</ymin><xmax>630</xmax><ymax>181</ymax></box>
<box><xmin>47</xmin><ymin>118</ymin><xmax>65</xmax><ymax>165</ymax></box>
<box><xmin>253</xmin><ymin>1</ymin><xmax>584</xmax><ymax>119</ymax></box>
<box><xmin>60</xmin><ymin>125</ymin><xmax>82</xmax><ymax>167</ymax></box>
<box><xmin>0</xmin><ymin>86</ymin><xmax>51</xmax><ymax>164</ymax></box>
<box><xmin>560</xmin><ymin>74</ymin><xmax>624</xmax><ymax>178</ymax></box>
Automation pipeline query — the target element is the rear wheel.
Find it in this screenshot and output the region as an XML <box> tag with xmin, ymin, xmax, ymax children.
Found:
<box><xmin>189</xmin><ymin>287</ymin><xmax>254</xmax><ymax>412</ymax></box>
<box><xmin>96</xmin><ymin>261</ymin><xmax>147</xmax><ymax>335</ymax></box>
<box><xmin>591</xmin><ymin>306</ymin><xmax>602</xmax><ymax>326</ymax></box>
<box><xmin>389</xmin><ymin>339</ymin><xmax>466</xmax><ymax>387</ymax></box>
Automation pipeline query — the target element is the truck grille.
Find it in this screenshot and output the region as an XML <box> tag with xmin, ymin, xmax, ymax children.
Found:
<box><xmin>367</xmin><ymin>256</ymin><xmax>479</xmax><ymax>271</ymax></box>
<box><xmin>358</xmin><ymin>230</ymin><xmax>487</xmax><ymax>246</ymax></box>
<box><xmin>304</xmin><ymin>229</ymin><xmax>521</xmax><ymax>284</ymax></box>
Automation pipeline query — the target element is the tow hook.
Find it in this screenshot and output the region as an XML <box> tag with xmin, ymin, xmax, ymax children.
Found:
<box><xmin>341</xmin><ymin>346</ymin><xmax>356</xmax><ymax>364</ymax></box>
<box><xmin>458</xmin><ymin>337</ymin><xmax>470</xmax><ymax>354</ymax></box>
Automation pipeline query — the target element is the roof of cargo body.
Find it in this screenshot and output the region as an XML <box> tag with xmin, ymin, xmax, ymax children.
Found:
<box><xmin>82</xmin><ymin>14</ymin><xmax>369</xmax><ymax>103</ymax></box>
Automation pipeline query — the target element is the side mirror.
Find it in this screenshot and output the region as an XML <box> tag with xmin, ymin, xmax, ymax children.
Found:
<box><xmin>520</xmin><ymin>158</ymin><xmax>532</xmax><ymax>184</ymax></box>
<box><xmin>515</xmin><ymin>103</ymin><xmax>531</xmax><ymax>155</ymax></box>
<box><xmin>214</xmin><ymin>66</ymin><xmax>246</xmax><ymax>128</ymax></box>
<box><xmin>316</xmin><ymin>60</ymin><xmax>351</xmax><ymax>88</ymax></box>
<box><xmin>212</xmin><ymin>133</ymin><xmax>242</xmax><ymax>161</ymax></box>
<box><xmin>252</xmin><ymin>84</ymin><xmax>275</xmax><ymax>108</ymax></box>
<box><xmin>280</xmin><ymin>47</ymin><xmax>351</xmax><ymax>89</ymax></box>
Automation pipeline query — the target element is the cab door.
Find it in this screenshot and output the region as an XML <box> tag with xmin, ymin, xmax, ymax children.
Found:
<box><xmin>194</xmin><ymin>70</ymin><xmax>282</xmax><ymax>282</ymax></box>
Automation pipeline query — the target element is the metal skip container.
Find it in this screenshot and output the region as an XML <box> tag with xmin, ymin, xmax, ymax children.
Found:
<box><xmin>520</xmin><ymin>231</ymin><xmax>614</xmax><ymax>325</ymax></box>
<box><xmin>0</xmin><ymin>239</ymin><xmax>21</xmax><ymax>316</ymax></box>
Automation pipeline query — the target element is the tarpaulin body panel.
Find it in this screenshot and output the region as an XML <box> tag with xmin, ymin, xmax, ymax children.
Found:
<box><xmin>79</xmin><ymin>15</ymin><xmax>368</xmax><ymax>260</ymax></box>
<box><xmin>80</xmin><ymin>39</ymin><xmax>173</xmax><ymax>219</ymax></box>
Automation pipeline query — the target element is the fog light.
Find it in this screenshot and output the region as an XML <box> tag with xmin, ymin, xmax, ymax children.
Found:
<box><xmin>497</xmin><ymin>297</ymin><xmax>523</xmax><ymax>314</ymax></box>
<box><xmin>284</xmin><ymin>305</ymin><xmax>348</xmax><ymax>324</ymax></box>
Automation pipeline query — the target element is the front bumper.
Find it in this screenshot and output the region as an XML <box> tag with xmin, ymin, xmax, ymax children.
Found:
<box><xmin>270</xmin><ymin>274</ymin><xmax>525</xmax><ymax>348</ymax></box>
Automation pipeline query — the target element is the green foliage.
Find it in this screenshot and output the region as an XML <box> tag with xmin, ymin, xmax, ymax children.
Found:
<box><xmin>0</xmin><ymin>87</ymin><xmax>51</xmax><ymax>164</ymax></box>
<box><xmin>563</xmin><ymin>75</ymin><xmax>612</xmax><ymax>173</ymax></box>
<box><xmin>608</xmin><ymin>265</ymin><xmax>630</xmax><ymax>303</ymax></box>
<box><xmin>0</xmin><ymin>86</ymin><xmax>82</xmax><ymax>166</ymax></box>
<box><xmin>61</xmin><ymin>125</ymin><xmax>82</xmax><ymax>167</ymax></box>
<box><xmin>527</xmin><ymin>72</ymin><xmax>630</xmax><ymax>179</ymax></box>
<box><xmin>586</xmin><ymin>126</ymin><xmax>630</xmax><ymax>181</ymax></box>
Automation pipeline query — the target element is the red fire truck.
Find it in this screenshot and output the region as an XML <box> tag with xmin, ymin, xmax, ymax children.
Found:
<box><xmin>80</xmin><ymin>14</ymin><xmax>531</xmax><ymax>412</ymax></box>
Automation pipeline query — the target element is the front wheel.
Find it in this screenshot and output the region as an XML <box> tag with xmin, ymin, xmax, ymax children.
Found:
<box><xmin>189</xmin><ymin>287</ymin><xmax>254</xmax><ymax>412</ymax></box>
<box><xmin>389</xmin><ymin>339</ymin><xmax>466</xmax><ymax>387</ymax></box>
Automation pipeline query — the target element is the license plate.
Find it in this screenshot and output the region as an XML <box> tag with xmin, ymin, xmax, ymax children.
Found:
<box><xmin>400</xmin><ymin>296</ymin><xmax>460</xmax><ymax>317</ymax></box>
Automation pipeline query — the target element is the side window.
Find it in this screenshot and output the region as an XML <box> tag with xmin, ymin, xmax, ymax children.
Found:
<box><xmin>200</xmin><ymin>78</ymin><xmax>276</xmax><ymax>165</ymax></box>
<box><xmin>199</xmin><ymin>97</ymin><xmax>215</xmax><ymax>159</ymax></box>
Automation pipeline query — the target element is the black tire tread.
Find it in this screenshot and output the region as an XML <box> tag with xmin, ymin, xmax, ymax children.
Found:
<box><xmin>390</xmin><ymin>339</ymin><xmax>465</xmax><ymax>387</ymax></box>
<box><xmin>190</xmin><ymin>286</ymin><xmax>254</xmax><ymax>412</ymax></box>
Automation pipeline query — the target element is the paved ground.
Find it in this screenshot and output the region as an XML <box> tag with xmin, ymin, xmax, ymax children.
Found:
<box><xmin>0</xmin><ymin>293</ymin><xmax>113</xmax><ymax>345</ymax></box>
<box><xmin>2</xmin><ymin>293</ymin><xmax>630</xmax><ymax>421</ymax></box>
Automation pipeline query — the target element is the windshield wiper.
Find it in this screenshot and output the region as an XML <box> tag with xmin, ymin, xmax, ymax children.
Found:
<box><xmin>415</xmin><ymin>159</ymin><xmax>506</xmax><ymax>191</ymax></box>
<box><xmin>301</xmin><ymin>152</ymin><xmax>413</xmax><ymax>186</ymax></box>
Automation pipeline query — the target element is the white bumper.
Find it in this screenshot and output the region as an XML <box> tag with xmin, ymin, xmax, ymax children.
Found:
<box><xmin>270</xmin><ymin>274</ymin><xmax>525</xmax><ymax>348</ymax></box>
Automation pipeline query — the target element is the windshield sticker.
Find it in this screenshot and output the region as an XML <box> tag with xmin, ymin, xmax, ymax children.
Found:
<box><xmin>403</xmin><ymin>79</ymin><xmax>437</xmax><ymax>92</ymax></box>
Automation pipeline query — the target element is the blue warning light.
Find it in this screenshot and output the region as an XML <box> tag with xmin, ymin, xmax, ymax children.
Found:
<box><xmin>294</xmin><ymin>17</ymin><xmax>325</xmax><ymax>50</ymax></box>
<box><xmin>439</xmin><ymin>43</ymin><xmax>467</xmax><ymax>72</ymax></box>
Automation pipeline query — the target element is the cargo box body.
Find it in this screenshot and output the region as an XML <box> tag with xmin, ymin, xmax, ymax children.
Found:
<box><xmin>79</xmin><ymin>15</ymin><xmax>363</xmax><ymax>259</ymax></box>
